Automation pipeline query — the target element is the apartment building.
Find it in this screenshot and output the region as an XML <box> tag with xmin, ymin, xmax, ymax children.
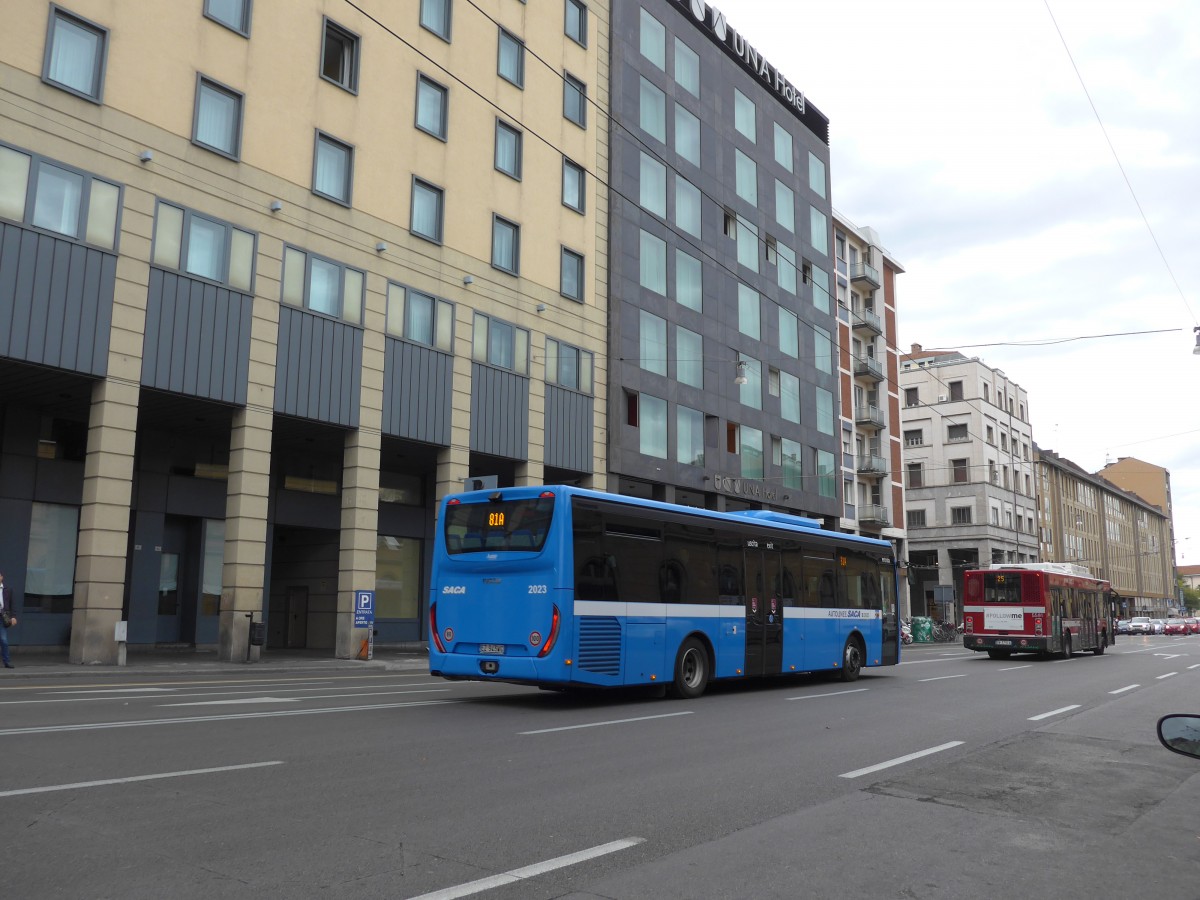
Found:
<box><xmin>0</xmin><ymin>0</ymin><xmax>610</xmax><ymax>661</ymax></box>
<box><xmin>606</xmin><ymin>1</ymin><xmax>843</xmax><ymax>524</ymax></box>
<box><xmin>899</xmin><ymin>345</ymin><xmax>1038</xmax><ymax>617</ymax></box>
<box><xmin>1036</xmin><ymin>450</ymin><xmax>1175</xmax><ymax>615</ymax></box>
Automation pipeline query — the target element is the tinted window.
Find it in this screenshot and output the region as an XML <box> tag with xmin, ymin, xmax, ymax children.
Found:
<box><xmin>443</xmin><ymin>496</ymin><xmax>554</xmax><ymax>554</ymax></box>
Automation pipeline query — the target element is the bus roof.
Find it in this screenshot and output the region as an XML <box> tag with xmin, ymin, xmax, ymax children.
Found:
<box><xmin>985</xmin><ymin>562</ymin><xmax>1094</xmax><ymax>578</ymax></box>
<box><xmin>444</xmin><ymin>484</ymin><xmax>893</xmax><ymax>552</ymax></box>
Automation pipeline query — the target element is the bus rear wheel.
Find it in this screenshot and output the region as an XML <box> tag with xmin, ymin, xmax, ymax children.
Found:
<box><xmin>1092</xmin><ymin>635</ymin><xmax>1106</xmax><ymax>655</ymax></box>
<box><xmin>1061</xmin><ymin>633</ymin><xmax>1072</xmax><ymax>659</ymax></box>
<box><xmin>840</xmin><ymin>636</ymin><xmax>864</xmax><ymax>682</ymax></box>
<box><xmin>669</xmin><ymin>637</ymin><xmax>709</xmax><ymax>699</ymax></box>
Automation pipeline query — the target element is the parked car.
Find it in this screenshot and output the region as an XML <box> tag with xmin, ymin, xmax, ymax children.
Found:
<box><xmin>1129</xmin><ymin>616</ymin><xmax>1153</xmax><ymax>635</ymax></box>
<box><xmin>1165</xmin><ymin>619</ymin><xmax>1189</xmax><ymax>635</ymax></box>
<box><xmin>1151</xmin><ymin>619</ymin><xmax>1167</xmax><ymax>634</ymax></box>
<box><xmin>1116</xmin><ymin>620</ymin><xmax>1131</xmax><ymax>635</ymax></box>
<box><xmin>1186</xmin><ymin>617</ymin><xmax>1200</xmax><ymax>635</ymax></box>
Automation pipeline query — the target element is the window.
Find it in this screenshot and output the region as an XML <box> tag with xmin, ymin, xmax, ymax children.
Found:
<box><xmin>312</xmin><ymin>132</ymin><xmax>353</xmax><ymax>205</ymax></box>
<box><xmin>777</xmin><ymin>243</ymin><xmax>797</xmax><ymax>295</ymax></box>
<box><xmin>814</xmin><ymin>326</ymin><xmax>833</xmax><ymax>374</ymax></box>
<box><xmin>811</xmin><ymin>266</ymin><xmax>830</xmax><ymax>313</ymax></box>
<box><xmin>638</xmin><ymin>394</ymin><xmax>667</xmax><ymax>458</ymax></box>
<box><xmin>545</xmin><ymin>339</ymin><xmax>594</xmax><ymax>393</ymax></box>
<box><xmin>152</xmin><ymin>202</ymin><xmax>256</xmax><ymax>292</ymax></box>
<box><xmin>639</xmin><ymin>311</ymin><xmax>667</xmax><ymax>376</ymax></box>
<box><xmin>321</xmin><ymin>19</ymin><xmax>359</xmax><ymax>93</ymax></box>
<box><xmin>491</xmin><ymin>216</ymin><xmax>520</xmax><ymax>274</ymax></box>
<box><xmin>193</xmin><ymin>76</ymin><xmax>243</xmax><ymax>158</ymax></box>
<box><xmin>420</xmin><ymin>0</ymin><xmax>451</xmax><ymax>41</ymax></box>
<box><xmin>734</xmin><ymin>89</ymin><xmax>755</xmax><ymax>142</ymax></box>
<box><xmin>780</xmin><ymin>372</ymin><xmax>800</xmax><ymax>424</ymax></box>
<box><xmin>951</xmin><ymin>506</ymin><xmax>973</xmax><ymax>525</ymax></box>
<box><xmin>560</xmin><ymin>247</ymin><xmax>584</xmax><ymax>301</ymax></box>
<box><xmin>904</xmin><ymin>429</ymin><xmax>924</xmax><ymax>447</ymax></box>
<box><xmin>639</xmin><ymin>229</ymin><xmax>666</xmax><ymax>295</ymax></box>
<box><xmin>565</xmin><ymin>0</ymin><xmax>587</xmax><ymax>46</ymax></box>
<box><xmin>778</xmin><ymin>438</ymin><xmax>802</xmax><ymax>489</ymax></box>
<box><xmin>43</xmin><ymin>6</ymin><xmax>107</xmax><ymax>102</ymax></box>
<box><xmin>905</xmin><ymin>387</ymin><xmax>919</xmax><ymax>407</ymax></box>
<box><xmin>281</xmin><ymin>246</ymin><xmax>363</xmax><ymax>324</ymax></box>
<box><xmin>774</xmin><ymin>123</ymin><xmax>793</xmax><ymax>172</ymax></box>
<box><xmin>204</xmin><ymin>0</ymin><xmax>251</xmax><ymax>35</ymax></box>
<box><xmin>808</xmin><ymin>152</ymin><xmax>826</xmax><ymax>198</ymax></box>
<box><xmin>675</xmin><ymin>175</ymin><xmax>701</xmax><ymax>238</ymax></box>
<box><xmin>23</xmin><ymin>502</ymin><xmax>79</xmax><ymax>613</ymax></box>
<box><xmin>817</xmin><ymin>449</ymin><xmax>837</xmax><ymax>499</ymax></box>
<box><xmin>733</xmin><ymin>150</ymin><xmax>758</xmax><ymax>207</ymax></box>
<box><xmin>674</xmin><ymin>249</ymin><xmax>702</xmax><ymax>312</ymax></box>
<box><xmin>949</xmin><ymin>381</ymin><xmax>964</xmax><ymax>401</ymax></box>
<box><xmin>947</xmin><ymin>423</ymin><xmax>969</xmax><ymax>442</ymax></box>
<box><xmin>494</xmin><ymin>120</ymin><xmax>522</xmax><ymax>179</ymax></box>
<box><xmin>639</xmin><ymin>77</ymin><xmax>666</xmax><ymax>142</ymax></box>
<box><xmin>907</xmin><ymin>510</ymin><xmax>927</xmax><ymax>528</ymax></box>
<box><xmin>741</xmin><ymin>426</ymin><xmax>764</xmax><ymax>479</ymax></box>
<box><xmin>639</xmin><ymin>151</ymin><xmax>666</xmax><ymax>216</ymax></box>
<box><xmin>472</xmin><ymin>313</ymin><xmax>528</xmax><ymax>374</ymax></box>
<box><xmin>639</xmin><ymin>8</ymin><xmax>665</xmax><ymax>70</ymax></box>
<box><xmin>907</xmin><ymin>462</ymin><xmax>924</xmax><ymax>488</ymax></box>
<box><xmin>737</xmin><ymin>284</ymin><xmax>759</xmax><ymax>339</ymax></box>
<box><xmin>677</xmin><ymin>406</ymin><xmax>704</xmax><ymax>466</ymax></box>
<box><xmin>774</xmin><ymin>180</ymin><xmax>794</xmax><ymax>232</ymax></box>
<box><xmin>410</xmin><ymin>178</ymin><xmax>444</xmax><ymax>243</ymax></box>
<box><xmin>951</xmin><ymin>458</ymin><xmax>969</xmax><ymax>484</ymax></box>
<box><xmin>738</xmin><ymin>355</ymin><xmax>761</xmax><ymax>410</ymax></box>
<box><xmin>676</xmin><ymin>326</ymin><xmax>702</xmax><ymax>388</ymax></box>
<box><xmin>564</xmin><ymin>74</ymin><xmax>587</xmax><ymax>127</ymax></box>
<box><xmin>415</xmin><ymin>75</ymin><xmax>449</xmax><ymax>140</ymax></box>
<box><xmin>386</xmin><ymin>284</ymin><xmax>453</xmax><ymax>350</ymax></box>
<box><xmin>816</xmin><ymin>387</ymin><xmax>834</xmax><ymax>436</ymax></box>
<box><xmin>736</xmin><ymin>214</ymin><xmax>758</xmax><ymax>272</ymax></box>
<box><xmin>674</xmin><ymin>38</ymin><xmax>699</xmax><ymax>96</ymax></box>
<box><xmin>3</xmin><ymin>145</ymin><xmax>121</xmax><ymax>250</ymax></box>
<box><xmin>778</xmin><ymin>307</ymin><xmax>798</xmax><ymax>358</ymax></box>
<box><xmin>809</xmin><ymin>206</ymin><xmax>828</xmax><ymax>256</ymax></box>
<box><xmin>497</xmin><ymin>29</ymin><xmax>524</xmax><ymax>87</ymax></box>
<box><xmin>674</xmin><ymin>104</ymin><xmax>700</xmax><ymax>166</ymax></box>
<box><xmin>562</xmin><ymin>157</ymin><xmax>585</xmax><ymax>213</ymax></box>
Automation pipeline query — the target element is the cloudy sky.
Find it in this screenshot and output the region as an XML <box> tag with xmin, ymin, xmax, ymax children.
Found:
<box><xmin>729</xmin><ymin>0</ymin><xmax>1200</xmax><ymax>565</ymax></box>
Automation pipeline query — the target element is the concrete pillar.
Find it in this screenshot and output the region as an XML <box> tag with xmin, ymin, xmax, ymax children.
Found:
<box><xmin>69</xmin><ymin>377</ymin><xmax>140</xmax><ymax>664</ymax></box>
<box><xmin>516</xmin><ymin>346</ymin><xmax>545</xmax><ymax>487</ymax></box>
<box><xmin>335</xmin><ymin>429</ymin><xmax>381</xmax><ymax>659</ymax></box>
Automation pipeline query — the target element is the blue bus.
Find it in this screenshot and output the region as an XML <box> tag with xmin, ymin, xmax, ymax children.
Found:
<box><xmin>428</xmin><ymin>485</ymin><xmax>900</xmax><ymax>698</ymax></box>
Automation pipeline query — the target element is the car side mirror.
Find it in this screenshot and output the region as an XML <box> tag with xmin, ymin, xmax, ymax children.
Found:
<box><xmin>1158</xmin><ymin>715</ymin><xmax>1200</xmax><ymax>759</ymax></box>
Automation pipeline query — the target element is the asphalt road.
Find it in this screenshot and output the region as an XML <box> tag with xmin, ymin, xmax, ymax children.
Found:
<box><xmin>3</xmin><ymin>636</ymin><xmax>1200</xmax><ymax>899</ymax></box>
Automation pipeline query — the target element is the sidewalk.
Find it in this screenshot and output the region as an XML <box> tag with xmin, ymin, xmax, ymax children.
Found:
<box><xmin>0</xmin><ymin>644</ymin><xmax>431</xmax><ymax>679</ymax></box>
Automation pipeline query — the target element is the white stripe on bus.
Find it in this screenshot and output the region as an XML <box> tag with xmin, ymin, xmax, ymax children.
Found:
<box><xmin>573</xmin><ymin>601</ymin><xmax>882</xmax><ymax>621</ymax></box>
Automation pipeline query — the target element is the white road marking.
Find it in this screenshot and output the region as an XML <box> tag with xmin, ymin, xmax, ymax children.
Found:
<box><xmin>919</xmin><ymin>673</ymin><xmax>969</xmax><ymax>683</ymax></box>
<box><xmin>839</xmin><ymin>741</ymin><xmax>964</xmax><ymax>779</ymax></box>
<box><xmin>0</xmin><ymin>761</ymin><xmax>283</xmax><ymax>798</ymax></box>
<box><xmin>787</xmin><ymin>688</ymin><xmax>868</xmax><ymax>701</ymax></box>
<box><xmin>1189</xmin><ymin>664</ymin><xmax>1200</xmax><ymax>670</ymax></box>
<box><xmin>520</xmin><ymin>712</ymin><xmax>693</xmax><ymax>735</ymax></box>
<box><xmin>997</xmin><ymin>665</ymin><xmax>1033</xmax><ymax>672</ymax></box>
<box><xmin>1109</xmin><ymin>685</ymin><xmax>1140</xmax><ymax>694</ymax></box>
<box><xmin>0</xmin><ymin>699</ymin><xmax>464</xmax><ymax>736</ymax></box>
<box><xmin>166</xmin><ymin>697</ymin><xmax>301</xmax><ymax>706</ymax></box>
<box><xmin>163</xmin><ymin>688</ymin><xmax>448</xmax><ymax>707</ymax></box>
<box><xmin>47</xmin><ymin>687</ymin><xmax>176</xmax><ymax>694</ymax></box>
<box><xmin>1157</xmin><ymin>672</ymin><xmax>1178</xmax><ymax>680</ymax></box>
<box><xmin>1028</xmin><ymin>705</ymin><xmax>1080</xmax><ymax>721</ymax></box>
<box><xmin>407</xmin><ymin>838</ymin><xmax>645</xmax><ymax>900</ymax></box>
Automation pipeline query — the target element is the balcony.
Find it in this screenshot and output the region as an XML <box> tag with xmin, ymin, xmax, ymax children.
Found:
<box><xmin>851</xmin><ymin>308</ymin><xmax>883</xmax><ymax>336</ymax></box>
<box><xmin>850</xmin><ymin>262</ymin><xmax>881</xmax><ymax>290</ymax></box>
<box><xmin>858</xmin><ymin>504</ymin><xmax>890</xmax><ymax>527</ymax></box>
<box><xmin>852</xmin><ymin>354</ymin><xmax>885</xmax><ymax>383</ymax></box>
<box><xmin>856</xmin><ymin>454</ymin><xmax>888</xmax><ymax>476</ymax></box>
<box><xmin>854</xmin><ymin>405</ymin><xmax>884</xmax><ymax>428</ymax></box>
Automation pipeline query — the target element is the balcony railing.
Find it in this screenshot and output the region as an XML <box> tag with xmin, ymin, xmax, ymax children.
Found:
<box><xmin>858</xmin><ymin>504</ymin><xmax>890</xmax><ymax>526</ymax></box>
<box><xmin>854</xmin><ymin>405</ymin><xmax>884</xmax><ymax>428</ymax></box>
<box><xmin>856</xmin><ymin>454</ymin><xmax>888</xmax><ymax>476</ymax></box>
<box><xmin>850</xmin><ymin>262</ymin><xmax>881</xmax><ymax>289</ymax></box>
<box><xmin>852</xmin><ymin>355</ymin><xmax>885</xmax><ymax>382</ymax></box>
<box><xmin>851</xmin><ymin>309</ymin><xmax>883</xmax><ymax>336</ymax></box>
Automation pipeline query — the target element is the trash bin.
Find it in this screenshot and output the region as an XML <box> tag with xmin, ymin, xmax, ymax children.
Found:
<box><xmin>249</xmin><ymin>621</ymin><xmax>266</xmax><ymax>646</ymax></box>
<box><xmin>911</xmin><ymin>616</ymin><xmax>933</xmax><ymax>643</ymax></box>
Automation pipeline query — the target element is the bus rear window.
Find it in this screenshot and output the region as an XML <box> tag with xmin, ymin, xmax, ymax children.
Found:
<box><xmin>982</xmin><ymin>573</ymin><xmax>1023</xmax><ymax>603</ymax></box>
<box><xmin>444</xmin><ymin>496</ymin><xmax>555</xmax><ymax>554</ymax></box>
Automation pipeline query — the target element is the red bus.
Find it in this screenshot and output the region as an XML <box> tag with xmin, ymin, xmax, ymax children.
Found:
<box><xmin>962</xmin><ymin>564</ymin><xmax>1116</xmax><ymax>660</ymax></box>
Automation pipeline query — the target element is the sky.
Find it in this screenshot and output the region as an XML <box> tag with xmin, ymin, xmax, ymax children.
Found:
<box><xmin>727</xmin><ymin>0</ymin><xmax>1200</xmax><ymax>567</ymax></box>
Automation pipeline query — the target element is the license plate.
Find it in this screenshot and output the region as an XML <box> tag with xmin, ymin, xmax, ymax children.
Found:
<box><xmin>995</xmin><ymin>640</ymin><xmax>1012</xmax><ymax>646</ymax></box>
<box><xmin>479</xmin><ymin>644</ymin><xmax>506</xmax><ymax>655</ymax></box>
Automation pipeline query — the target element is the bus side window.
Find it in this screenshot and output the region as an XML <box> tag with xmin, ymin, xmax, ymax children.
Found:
<box><xmin>577</xmin><ymin>556</ymin><xmax>617</xmax><ymax>601</ymax></box>
<box><xmin>659</xmin><ymin>560</ymin><xmax>685</xmax><ymax>604</ymax></box>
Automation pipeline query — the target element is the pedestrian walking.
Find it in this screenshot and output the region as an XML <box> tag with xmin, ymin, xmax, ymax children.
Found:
<box><xmin>0</xmin><ymin>571</ymin><xmax>16</xmax><ymax>668</ymax></box>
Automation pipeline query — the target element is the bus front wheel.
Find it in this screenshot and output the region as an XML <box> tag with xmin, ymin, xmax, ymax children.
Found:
<box><xmin>840</xmin><ymin>636</ymin><xmax>864</xmax><ymax>682</ymax></box>
<box><xmin>669</xmin><ymin>637</ymin><xmax>709</xmax><ymax>699</ymax></box>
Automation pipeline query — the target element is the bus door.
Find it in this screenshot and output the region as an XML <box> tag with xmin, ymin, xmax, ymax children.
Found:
<box><xmin>743</xmin><ymin>540</ymin><xmax>784</xmax><ymax>677</ymax></box>
<box><xmin>1078</xmin><ymin>589</ymin><xmax>1097</xmax><ymax>648</ymax></box>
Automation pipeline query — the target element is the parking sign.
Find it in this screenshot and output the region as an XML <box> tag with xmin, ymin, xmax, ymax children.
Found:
<box><xmin>354</xmin><ymin>590</ymin><xmax>375</xmax><ymax>628</ymax></box>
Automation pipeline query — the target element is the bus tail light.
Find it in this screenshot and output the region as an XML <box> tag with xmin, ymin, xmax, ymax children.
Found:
<box><xmin>964</xmin><ymin>616</ymin><xmax>973</xmax><ymax>634</ymax></box>
<box><xmin>1033</xmin><ymin>615</ymin><xmax>1043</xmax><ymax>636</ymax></box>
<box><xmin>537</xmin><ymin>605</ymin><xmax>561</xmax><ymax>658</ymax></box>
<box><xmin>430</xmin><ymin>604</ymin><xmax>445</xmax><ymax>653</ymax></box>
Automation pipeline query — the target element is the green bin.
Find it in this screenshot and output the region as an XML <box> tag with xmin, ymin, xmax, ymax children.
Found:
<box><xmin>911</xmin><ymin>616</ymin><xmax>933</xmax><ymax>643</ymax></box>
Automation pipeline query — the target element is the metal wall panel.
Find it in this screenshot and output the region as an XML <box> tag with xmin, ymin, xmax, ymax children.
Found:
<box><xmin>0</xmin><ymin>222</ymin><xmax>114</xmax><ymax>376</ymax></box>
<box><xmin>274</xmin><ymin>306</ymin><xmax>362</xmax><ymax>428</ymax></box>
<box><xmin>382</xmin><ymin>338</ymin><xmax>452</xmax><ymax>445</ymax></box>
<box><xmin>141</xmin><ymin>269</ymin><xmax>253</xmax><ymax>405</ymax></box>
<box><xmin>545</xmin><ymin>384</ymin><xmax>594</xmax><ymax>473</ymax></box>
<box><xmin>470</xmin><ymin>363</ymin><xmax>528</xmax><ymax>460</ymax></box>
